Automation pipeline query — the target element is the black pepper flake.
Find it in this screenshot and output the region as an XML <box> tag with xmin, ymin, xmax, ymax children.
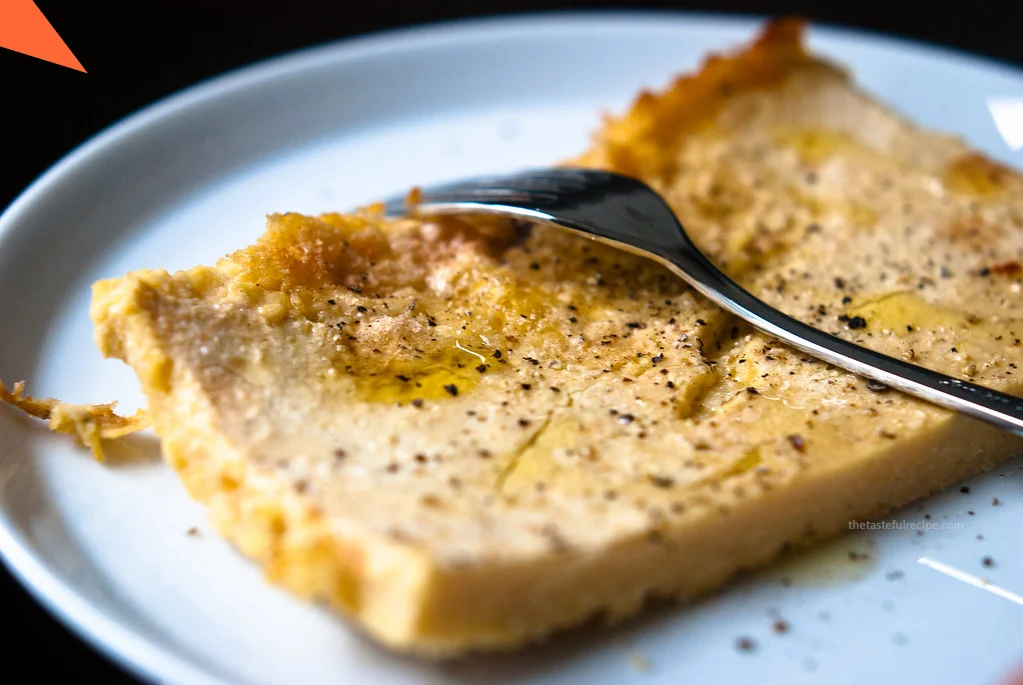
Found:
<box><xmin>787</xmin><ymin>434</ymin><xmax>806</xmax><ymax>452</ymax></box>
<box><xmin>443</xmin><ymin>384</ymin><xmax>459</xmax><ymax>397</ymax></box>
<box><xmin>523</xmin><ymin>356</ymin><xmax>540</xmax><ymax>365</ymax></box>
<box><xmin>618</xmin><ymin>413</ymin><xmax>636</xmax><ymax>424</ymax></box>
<box><xmin>347</xmin><ymin>286</ymin><xmax>362</xmax><ymax>294</ymax></box>
<box><xmin>696</xmin><ymin>319</ymin><xmax>707</xmax><ymax>326</ymax></box>
<box><xmin>746</xmin><ymin>387</ymin><xmax>760</xmax><ymax>395</ymax></box>
<box><xmin>426</xmin><ymin>318</ymin><xmax>437</xmax><ymax>327</ymax></box>
<box><xmin>529</xmin><ymin>262</ymin><xmax>540</xmax><ymax>270</ymax></box>
<box><xmin>834</xmin><ymin>277</ymin><xmax>846</xmax><ymax>289</ymax></box>
<box><xmin>626</xmin><ymin>322</ymin><xmax>642</xmax><ymax>329</ymax></box>
<box><xmin>476</xmin><ymin>364</ymin><xmax>487</xmax><ymax>373</ymax></box>
<box><xmin>982</xmin><ymin>556</ymin><xmax>995</xmax><ymax>567</ymax></box>
<box><xmin>569</xmin><ymin>316</ymin><xmax>578</xmax><ymax>323</ymax></box>
<box><xmin>735</xmin><ymin>637</ymin><xmax>756</xmax><ymax>652</ymax></box>
<box><xmin>411</xmin><ymin>398</ymin><xmax>424</xmax><ymax>408</ymax></box>
<box><xmin>327</xmin><ymin>299</ymin><xmax>336</xmax><ymax>305</ymax></box>
<box><xmin>518</xmin><ymin>418</ymin><xmax>531</xmax><ymax>428</ymax></box>
<box><xmin>979</xmin><ymin>267</ymin><xmax>991</xmax><ymax>277</ymax></box>
<box><xmin>647</xmin><ymin>474</ymin><xmax>674</xmax><ymax>488</ymax></box>
<box><xmin>521</xmin><ymin>383</ymin><xmax>532</xmax><ymax>391</ymax></box>
<box><xmin>550</xmin><ymin>386</ymin><xmax>561</xmax><ymax>393</ymax></box>
<box><xmin>334</xmin><ymin>448</ymin><xmax>347</xmax><ymax>460</ymax></box>
<box><xmin>960</xmin><ymin>486</ymin><xmax>970</xmax><ymax>494</ymax></box>
<box><xmin>356</xmin><ymin>305</ymin><xmax>368</xmax><ymax>313</ymax></box>
<box><xmin>841</xmin><ymin>296</ymin><xmax>853</xmax><ymax>304</ymax></box>
<box><xmin>666</xmin><ymin>380</ymin><xmax>675</xmax><ymax>389</ymax></box>
<box><xmin>651</xmin><ymin>353</ymin><xmax>664</xmax><ymax>364</ymax></box>
<box><xmin>492</xmin><ymin>350</ymin><xmax>502</xmax><ymax>359</ymax></box>
<box><xmin>846</xmin><ymin>315</ymin><xmax>867</xmax><ymax>329</ymax></box>
<box><xmin>396</xmin><ymin>374</ymin><xmax>410</xmax><ymax>383</ymax></box>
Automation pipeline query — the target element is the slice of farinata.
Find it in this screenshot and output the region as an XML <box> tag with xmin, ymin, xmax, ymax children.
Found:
<box><xmin>6</xmin><ymin>18</ymin><xmax>1023</xmax><ymax>655</ymax></box>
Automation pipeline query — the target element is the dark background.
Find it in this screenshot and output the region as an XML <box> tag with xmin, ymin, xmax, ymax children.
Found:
<box><xmin>2</xmin><ymin>1</ymin><xmax>1022</xmax><ymax>682</ymax></box>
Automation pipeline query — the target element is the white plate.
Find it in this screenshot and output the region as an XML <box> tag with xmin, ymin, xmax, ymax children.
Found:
<box><xmin>1</xmin><ymin>12</ymin><xmax>1022</xmax><ymax>685</ymax></box>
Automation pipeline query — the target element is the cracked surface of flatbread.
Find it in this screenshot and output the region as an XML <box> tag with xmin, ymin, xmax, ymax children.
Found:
<box><xmin>91</xmin><ymin>19</ymin><xmax>1023</xmax><ymax>654</ymax></box>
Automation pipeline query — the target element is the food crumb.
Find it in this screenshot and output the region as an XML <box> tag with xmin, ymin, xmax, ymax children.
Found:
<box><xmin>983</xmin><ymin>556</ymin><xmax>995</xmax><ymax>568</ymax></box>
<box><xmin>187</xmin><ymin>527</ymin><xmax>199</xmax><ymax>537</ymax></box>
<box><xmin>886</xmin><ymin>570</ymin><xmax>904</xmax><ymax>580</ymax></box>
<box><xmin>772</xmin><ymin>619</ymin><xmax>790</xmax><ymax>634</ymax></box>
<box><xmin>960</xmin><ymin>486</ymin><xmax>970</xmax><ymax>494</ymax></box>
<box><xmin>627</xmin><ymin>650</ymin><xmax>651</xmax><ymax>673</ymax></box>
<box><xmin>735</xmin><ymin>636</ymin><xmax>756</xmax><ymax>652</ymax></box>
<box><xmin>993</xmin><ymin>498</ymin><xmax>1001</xmax><ymax>506</ymax></box>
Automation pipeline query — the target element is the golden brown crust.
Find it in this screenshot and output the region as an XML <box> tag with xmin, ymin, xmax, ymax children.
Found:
<box><xmin>573</xmin><ymin>18</ymin><xmax>830</xmax><ymax>179</ymax></box>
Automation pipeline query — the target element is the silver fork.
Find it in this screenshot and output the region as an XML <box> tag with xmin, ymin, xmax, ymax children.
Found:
<box><xmin>383</xmin><ymin>167</ymin><xmax>1023</xmax><ymax>437</ymax></box>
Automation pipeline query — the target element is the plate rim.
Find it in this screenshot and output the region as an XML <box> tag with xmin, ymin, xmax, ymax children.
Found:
<box><xmin>2</xmin><ymin>10</ymin><xmax>1023</xmax><ymax>685</ymax></box>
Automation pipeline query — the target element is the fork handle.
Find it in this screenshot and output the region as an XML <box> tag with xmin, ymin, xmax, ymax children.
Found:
<box><xmin>665</xmin><ymin>242</ymin><xmax>1023</xmax><ymax>437</ymax></box>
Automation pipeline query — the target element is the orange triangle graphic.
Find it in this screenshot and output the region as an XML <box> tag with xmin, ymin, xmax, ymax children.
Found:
<box><xmin>0</xmin><ymin>0</ymin><xmax>85</xmax><ymax>72</ymax></box>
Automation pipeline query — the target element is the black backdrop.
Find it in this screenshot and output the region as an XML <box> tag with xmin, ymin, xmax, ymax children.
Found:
<box><xmin>3</xmin><ymin>1</ymin><xmax>1022</xmax><ymax>682</ymax></box>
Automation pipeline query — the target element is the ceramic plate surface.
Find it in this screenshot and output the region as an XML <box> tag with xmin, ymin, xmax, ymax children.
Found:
<box><xmin>1</xmin><ymin>12</ymin><xmax>1021</xmax><ymax>685</ymax></box>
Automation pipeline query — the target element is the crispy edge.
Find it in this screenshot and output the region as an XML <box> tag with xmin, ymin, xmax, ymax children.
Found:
<box><xmin>572</xmin><ymin>17</ymin><xmax>834</xmax><ymax>180</ymax></box>
<box><xmin>0</xmin><ymin>379</ymin><xmax>149</xmax><ymax>461</ymax></box>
